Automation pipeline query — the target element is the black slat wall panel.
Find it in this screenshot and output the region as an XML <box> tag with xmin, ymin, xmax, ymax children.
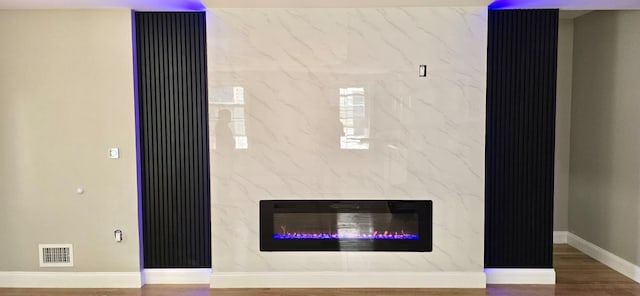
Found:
<box><xmin>135</xmin><ymin>12</ymin><xmax>211</xmax><ymax>268</ymax></box>
<box><xmin>485</xmin><ymin>9</ymin><xmax>558</xmax><ymax>268</ymax></box>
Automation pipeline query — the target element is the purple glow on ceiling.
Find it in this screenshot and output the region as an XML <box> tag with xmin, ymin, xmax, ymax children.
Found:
<box><xmin>273</xmin><ymin>233</ymin><xmax>419</xmax><ymax>240</ymax></box>
<box><xmin>488</xmin><ymin>0</ymin><xmax>518</xmax><ymax>9</ymax></box>
<box><xmin>132</xmin><ymin>0</ymin><xmax>205</xmax><ymax>11</ymax></box>
<box><xmin>488</xmin><ymin>0</ymin><xmax>640</xmax><ymax>9</ymax></box>
<box><xmin>181</xmin><ymin>0</ymin><xmax>205</xmax><ymax>10</ymax></box>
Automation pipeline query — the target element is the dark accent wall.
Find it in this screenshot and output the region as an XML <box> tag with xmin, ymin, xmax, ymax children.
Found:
<box><xmin>134</xmin><ymin>12</ymin><xmax>211</xmax><ymax>268</ymax></box>
<box><xmin>485</xmin><ymin>9</ymin><xmax>558</xmax><ymax>268</ymax></box>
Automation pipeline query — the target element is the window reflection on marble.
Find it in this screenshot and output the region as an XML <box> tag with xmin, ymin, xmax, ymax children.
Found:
<box><xmin>339</xmin><ymin>87</ymin><xmax>369</xmax><ymax>150</ymax></box>
<box><xmin>210</xmin><ymin>86</ymin><xmax>248</xmax><ymax>150</ymax></box>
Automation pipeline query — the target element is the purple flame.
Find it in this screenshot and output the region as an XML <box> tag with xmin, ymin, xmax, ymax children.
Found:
<box><xmin>273</xmin><ymin>233</ymin><xmax>419</xmax><ymax>240</ymax></box>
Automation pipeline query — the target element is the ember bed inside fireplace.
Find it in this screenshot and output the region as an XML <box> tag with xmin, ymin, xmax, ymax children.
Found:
<box><xmin>260</xmin><ymin>200</ymin><xmax>432</xmax><ymax>252</ymax></box>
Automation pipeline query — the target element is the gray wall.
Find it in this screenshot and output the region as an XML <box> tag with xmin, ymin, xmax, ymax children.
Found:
<box><xmin>0</xmin><ymin>9</ymin><xmax>140</xmax><ymax>272</ymax></box>
<box><xmin>554</xmin><ymin>19</ymin><xmax>574</xmax><ymax>231</ymax></box>
<box><xmin>569</xmin><ymin>10</ymin><xmax>640</xmax><ymax>265</ymax></box>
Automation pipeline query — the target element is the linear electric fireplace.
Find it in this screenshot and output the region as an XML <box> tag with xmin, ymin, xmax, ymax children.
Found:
<box><xmin>260</xmin><ymin>200</ymin><xmax>432</xmax><ymax>252</ymax></box>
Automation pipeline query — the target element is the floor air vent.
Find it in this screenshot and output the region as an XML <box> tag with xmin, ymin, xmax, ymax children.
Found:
<box><xmin>39</xmin><ymin>244</ymin><xmax>73</xmax><ymax>267</ymax></box>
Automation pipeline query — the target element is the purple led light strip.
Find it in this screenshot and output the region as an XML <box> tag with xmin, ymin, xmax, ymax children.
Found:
<box><xmin>273</xmin><ymin>233</ymin><xmax>419</xmax><ymax>240</ymax></box>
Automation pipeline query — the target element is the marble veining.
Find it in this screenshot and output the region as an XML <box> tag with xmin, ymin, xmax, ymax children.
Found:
<box><xmin>208</xmin><ymin>6</ymin><xmax>487</xmax><ymax>273</ymax></box>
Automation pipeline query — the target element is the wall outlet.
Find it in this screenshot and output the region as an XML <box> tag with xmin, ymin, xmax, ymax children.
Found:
<box><xmin>109</xmin><ymin>148</ymin><xmax>119</xmax><ymax>159</ymax></box>
<box><xmin>419</xmin><ymin>65</ymin><xmax>427</xmax><ymax>77</ymax></box>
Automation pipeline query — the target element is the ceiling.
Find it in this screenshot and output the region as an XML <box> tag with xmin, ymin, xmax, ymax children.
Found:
<box><xmin>0</xmin><ymin>0</ymin><xmax>205</xmax><ymax>10</ymax></box>
<box><xmin>201</xmin><ymin>0</ymin><xmax>491</xmax><ymax>8</ymax></box>
<box><xmin>559</xmin><ymin>10</ymin><xmax>592</xmax><ymax>19</ymax></box>
<box><xmin>0</xmin><ymin>0</ymin><xmax>494</xmax><ymax>9</ymax></box>
<box><xmin>0</xmin><ymin>0</ymin><xmax>637</xmax><ymax>10</ymax></box>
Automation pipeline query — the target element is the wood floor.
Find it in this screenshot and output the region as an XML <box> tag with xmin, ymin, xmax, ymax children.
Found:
<box><xmin>1</xmin><ymin>245</ymin><xmax>639</xmax><ymax>296</ymax></box>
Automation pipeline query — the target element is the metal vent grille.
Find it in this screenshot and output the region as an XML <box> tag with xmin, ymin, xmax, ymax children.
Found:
<box><xmin>39</xmin><ymin>244</ymin><xmax>73</xmax><ymax>267</ymax></box>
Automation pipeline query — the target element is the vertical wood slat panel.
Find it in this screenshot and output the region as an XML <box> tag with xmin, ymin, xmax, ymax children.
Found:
<box><xmin>135</xmin><ymin>12</ymin><xmax>211</xmax><ymax>268</ymax></box>
<box><xmin>485</xmin><ymin>9</ymin><xmax>558</xmax><ymax>268</ymax></box>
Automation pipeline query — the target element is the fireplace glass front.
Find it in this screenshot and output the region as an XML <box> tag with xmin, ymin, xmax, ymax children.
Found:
<box><xmin>260</xmin><ymin>200</ymin><xmax>432</xmax><ymax>251</ymax></box>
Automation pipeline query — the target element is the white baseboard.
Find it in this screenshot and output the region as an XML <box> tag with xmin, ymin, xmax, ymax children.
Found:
<box><xmin>553</xmin><ymin>231</ymin><xmax>568</xmax><ymax>244</ymax></box>
<box><xmin>0</xmin><ymin>271</ymin><xmax>142</xmax><ymax>288</ymax></box>
<box><xmin>143</xmin><ymin>268</ymin><xmax>211</xmax><ymax>284</ymax></box>
<box><xmin>567</xmin><ymin>232</ymin><xmax>640</xmax><ymax>284</ymax></box>
<box><xmin>485</xmin><ymin>268</ymin><xmax>555</xmax><ymax>284</ymax></box>
<box><xmin>211</xmin><ymin>271</ymin><xmax>486</xmax><ymax>288</ymax></box>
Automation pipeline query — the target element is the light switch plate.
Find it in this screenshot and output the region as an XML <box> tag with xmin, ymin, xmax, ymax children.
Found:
<box><xmin>419</xmin><ymin>65</ymin><xmax>427</xmax><ymax>77</ymax></box>
<box><xmin>109</xmin><ymin>148</ymin><xmax>119</xmax><ymax>159</ymax></box>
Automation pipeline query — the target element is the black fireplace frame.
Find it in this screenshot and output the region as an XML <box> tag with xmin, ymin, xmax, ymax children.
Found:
<box><xmin>260</xmin><ymin>200</ymin><xmax>432</xmax><ymax>252</ymax></box>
